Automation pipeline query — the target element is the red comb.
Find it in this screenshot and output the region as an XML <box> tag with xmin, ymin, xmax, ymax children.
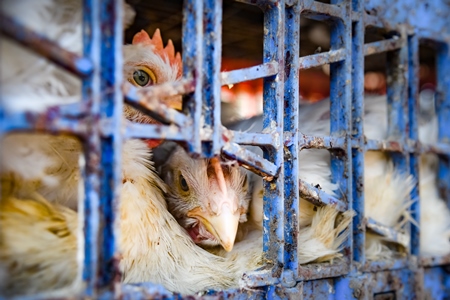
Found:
<box><xmin>132</xmin><ymin>29</ymin><xmax>182</xmax><ymax>78</ymax></box>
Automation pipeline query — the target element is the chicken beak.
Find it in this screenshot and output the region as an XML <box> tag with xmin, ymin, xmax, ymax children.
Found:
<box><xmin>189</xmin><ymin>204</ymin><xmax>241</xmax><ymax>252</ymax></box>
<box><xmin>187</xmin><ymin>157</ymin><xmax>240</xmax><ymax>252</ymax></box>
<box><xmin>164</xmin><ymin>95</ymin><xmax>182</xmax><ymax>111</ymax></box>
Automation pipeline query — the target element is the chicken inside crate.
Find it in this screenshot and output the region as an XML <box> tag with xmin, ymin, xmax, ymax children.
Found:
<box><xmin>1</xmin><ymin>0</ymin><xmax>450</xmax><ymax>299</ymax></box>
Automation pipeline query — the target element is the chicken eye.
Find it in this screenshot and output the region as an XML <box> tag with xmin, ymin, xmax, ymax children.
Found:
<box><xmin>131</xmin><ymin>67</ymin><xmax>156</xmax><ymax>87</ymax></box>
<box><xmin>179</xmin><ymin>174</ymin><xmax>189</xmax><ymax>192</ymax></box>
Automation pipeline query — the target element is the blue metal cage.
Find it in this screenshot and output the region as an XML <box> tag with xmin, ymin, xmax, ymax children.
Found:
<box><xmin>1</xmin><ymin>0</ymin><xmax>450</xmax><ymax>298</ymax></box>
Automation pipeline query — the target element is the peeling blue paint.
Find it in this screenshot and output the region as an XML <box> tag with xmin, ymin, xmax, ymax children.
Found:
<box><xmin>1</xmin><ymin>0</ymin><xmax>449</xmax><ymax>298</ymax></box>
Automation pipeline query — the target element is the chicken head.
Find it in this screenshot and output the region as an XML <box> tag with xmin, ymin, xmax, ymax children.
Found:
<box><xmin>123</xmin><ymin>29</ymin><xmax>182</xmax><ymax>133</ymax></box>
<box><xmin>160</xmin><ymin>146</ymin><xmax>250</xmax><ymax>252</ymax></box>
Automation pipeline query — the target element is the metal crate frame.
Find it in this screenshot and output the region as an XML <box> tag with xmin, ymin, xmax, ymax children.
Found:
<box><xmin>1</xmin><ymin>0</ymin><xmax>449</xmax><ymax>298</ymax></box>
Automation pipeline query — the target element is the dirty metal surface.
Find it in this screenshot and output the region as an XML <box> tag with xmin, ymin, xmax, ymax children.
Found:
<box><xmin>351</xmin><ymin>0</ymin><xmax>366</xmax><ymax>267</ymax></box>
<box><xmin>260</xmin><ymin>0</ymin><xmax>286</xmax><ymax>279</ymax></box>
<box><xmin>407</xmin><ymin>34</ymin><xmax>420</xmax><ymax>257</ymax></box>
<box><xmin>181</xmin><ymin>0</ymin><xmax>203</xmax><ymax>156</ymax></box>
<box><xmin>283</xmin><ymin>1</ymin><xmax>301</xmax><ymax>275</ymax></box>
<box><xmin>364</xmin><ymin>38</ymin><xmax>403</xmax><ymax>56</ymax></box>
<box><xmin>298</xmin><ymin>49</ymin><xmax>346</xmax><ymax>69</ymax></box>
<box><xmin>0</xmin><ymin>14</ymin><xmax>93</xmax><ymax>78</ymax></box>
<box><xmin>80</xmin><ymin>0</ymin><xmax>102</xmax><ymax>296</ymax></box>
<box><xmin>366</xmin><ymin>0</ymin><xmax>450</xmax><ymax>42</ymax></box>
<box><xmin>227</xmin><ymin>130</ymin><xmax>276</xmax><ymax>146</ymax></box>
<box><xmin>364</xmin><ymin>258</ymin><xmax>412</xmax><ymax>273</ymax></box>
<box><xmin>422</xmin><ymin>267</ymin><xmax>450</xmax><ymax>300</ymax></box>
<box><xmin>222</xmin><ymin>142</ymin><xmax>278</xmax><ymax>178</ymax></box>
<box><xmin>298</xmin><ymin>135</ymin><xmax>346</xmax><ymax>150</ymax></box>
<box><xmin>366</xmin><ymin>217</ymin><xmax>409</xmax><ymax>249</ymax></box>
<box><xmin>220</xmin><ymin>61</ymin><xmax>279</xmax><ymax>86</ymax></box>
<box><xmin>121</xmin><ymin>0</ymin><xmax>450</xmax><ymax>297</ymax></box>
<box><xmin>298</xmin><ymin>179</ymin><xmax>347</xmax><ymax>212</ymax></box>
<box><xmin>95</xmin><ymin>0</ymin><xmax>124</xmax><ymax>293</ymax></box>
<box><xmin>420</xmin><ymin>253</ymin><xmax>450</xmax><ymax>268</ymax></box>
<box><xmin>436</xmin><ymin>43</ymin><xmax>450</xmax><ymax>206</ymax></box>
<box><xmin>2</xmin><ymin>0</ymin><xmax>450</xmax><ymax>299</ymax></box>
<box><xmin>123</xmin><ymin>82</ymin><xmax>192</xmax><ymax>126</ymax></box>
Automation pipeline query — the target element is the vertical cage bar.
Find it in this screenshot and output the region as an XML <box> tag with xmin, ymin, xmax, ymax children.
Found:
<box><xmin>329</xmin><ymin>1</ymin><xmax>353</xmax><ymax>267</ymax></box>
<box><xmin>81</xmin><ymin>0</ymin><xmax>101</xmax><ymax>295</ymax></box>
<box><xmin>407</xmin><ymin>34</ymin><xmax>420</xmax><ymax>256</ymax></box>
<box><xmin>203</xmin><ymin>0</ymin><xmax>223</xmax><ymax>157</ymax></box>
<box><xmin>262</xmin><ymin>1</ymin><xmax>285</xmax><ymax>273</ymax></box>
<box><xmin>97</xmin><ymin>0</ymin><xmax>123</xmax><ymax>291</ymax></box>
<box><xmin>329</xmin><ymin>9</ymin><xmax>352</xmax><ymax>198</ymax></box>
<box><xmin>284</xmin><ymin>0</ymin><xmax>300</xmax><ymax>273</ymax></box>
<box><xmin>351</xmin><ymin>0</ymin><xmax>366</xmax><ymax>266</ymax></box>
<box><xmin>386</xmin><ymin>37</ymin><xmax>409</xmax><ymax>172</ymax></box>
<box><xmin>436</xmin><ymin>44</ymin><xmax>450</xmax><ymax>205</ymax></box>
<box><xmin>182</xmin><ymin>0</ymin><xmax>203</xmax><ymax>155</ymax></box>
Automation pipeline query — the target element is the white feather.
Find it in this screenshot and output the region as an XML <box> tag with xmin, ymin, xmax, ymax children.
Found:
<box><xmin>0</xmin><ymin>0</ymin><xmax>265</xmax><ymax>296</ymax></box>
<box><xmin>418</xmin><ymin>117</ymin><xmax>450</xmax><ymax>256</ymax></box>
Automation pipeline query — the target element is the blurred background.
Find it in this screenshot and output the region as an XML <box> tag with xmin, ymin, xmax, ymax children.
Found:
<box><xmin>124</xmin><ymin>0</ymin><xmax>437</xmax><ymax>121</ymax></box>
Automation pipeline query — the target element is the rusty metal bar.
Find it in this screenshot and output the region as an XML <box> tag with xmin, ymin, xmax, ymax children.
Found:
<box><xmin>226</xmin><ymin>130</ymin><xmax>275</xmax><ymax>146</ymax></box>
<box><xmin>81</xmin><ymin>0</ymin><xmax>102</xmax><ymax>295</ymax></box>
<box><xmin>123</xmin><ymin>123</ymin><xmax>188</xmax><ymax>141</ymax></box>
<box><xmin>365</xmin><ymin>139</ymin><xmax>407</xmax><ymax>152</ymax></box>
<box><xmin>96</xmin><ymin>0</ymin><xmax>124</xmax><ymax>292</ymax></box>
<box><xmin>182</xmin><ymin>0</ymin><xmax>203</xmax><ymax>155</ymax></box>
<box><xmin>284</xmin><ymin>0</ymin><xmax>300</xmax><ymax>274</ymax></box>
<box><xmin>436</xmin><ymin>44</ymin><xmax>450</xmax><ymax>205</ymax></box>
<box><xmin>203</xmin><ymin>0</ymin><xmax>223</xmax><ymax>157</ymax></box>
<box><xmin>298</xmin><ymin>49</ymin><xmax>346</xmax><ymax>70</ymax></box>
<box><xmin>297</xmin><ymin>261</ymin><xmax>349</xmax><ymax>281</ymax></box>
<box><xmin>123</xmin><ymin>79</ymin><xmax>194</xmax><ymax>105</ymax></box>
<box><xmin>366</xmin><ymin>217</ymin><xmax>410</xmax><ymax>248</ymax></box>
<box><xmin>261</xmin><ymin>0</ymin><xmax>286</xmax><ymax>277</ymax></box>
<box><xmin>241</xmin><ymin>269</ymin><xmax>279</xmax><ymax>288</ymax></box>
<box><xmin>221</xmin><ymin>62</ymin><xmax>278</xmax><ymax>86</ymax></box>
<box><xmin>298</xmin><ymin>135</ymin><xmax>346</xmax><ymax>150</ymax></box>
<box><xmin>0</xmin><ymin>109</ymin><xmax>88</xmax><ymax>135</ymax></box>
<box><xmin>363</xmin><ymin>138</ymin><xmax>450</xmax><ymax>155</ymax></box>
<box><xmin>299</xmin><ymin>179</ymin><xmax>348</xmax><ymax>212</ymax></box>
<box><xmin>123</xmin><ymin>82</ymin><xmax>191</xmax><ymax>126</ymax></box>
<box><xmin>352</xmin><ymin>0</ymin><xmax>366</xmax><ymax>267</ymax></box>
<box><xmin>420</xmin><ymin>254</ymin><xmax>450</xmax><ymax>267</ymax></box>
<box><xmin>328</xmin><ymin>0</ymin><xmax>353</xmax><ymax>272</ymax></box>
<box><xmin>420</xmin><ymin>142</ymin><xmax>450</xmax><ymax>156</ymax></box>
<box><xmin>234</xmin><ymin>0</ymin><xmax>277</xmax><ymax>7</ymax></box>
<box><xmin>300</xmin><ymin>0</ymin><xmax>345</xmax><ymax>21</ymax></box>
<box><xmin>386</xmin><ymin>35</ymin><xmax>410</xmax><ymax>178</ymax></box>
<box><xmin>364</xmin><ymin>38</ymin><xmax>403</xmax><ymax>56</ymax></box>
<box><xmin>364</xmin><ymin>257</ymin><xmax>411</xmax><ymax>273</ymax></box>
<box><xmin>363</xmin><ymin>12</ymin><xmax>385</xmax><ymax>28</ymax></box>
<box><xmin>222</xmin><ymin>142</ymin><xmax>278</xmax><ymax>179</ymax></box>
<box><xmin>408</xmin><ymin>34</ymin><xmax>421</xmax><ymax>256</ymax></box>
<box><xmin>0</xmin><ymin>14</ymin><xmax>93</xmax><ymax>78</ymax></box>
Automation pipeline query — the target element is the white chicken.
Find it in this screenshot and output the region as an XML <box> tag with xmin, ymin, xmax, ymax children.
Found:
<box><xmin>0</xmin><ymin>1</ymin><xmax>264</xmax><ymax>297</ymax></box>
<box><xmin>244</xmin><ymin>92</ymin><xmax>449</xmax><ymax>260</ymax></box>
<box><xmin>159</xmin><ymin>144</ymin><xmax>252</xmax><ymax>252</ymax></box>
<box><xmin>224</xmin><ymin>95</ymin><xmax>416</xmax><ymax>261</ymax></box>
<box><xmin>417</xmin><ymin>105</ymin><xmax>450</xmax><ymax>257</ymax></box>
<box><xmin>159</xmin><ymin>141</ymin><xmax>355</xmax><ymax>264</ymax></box>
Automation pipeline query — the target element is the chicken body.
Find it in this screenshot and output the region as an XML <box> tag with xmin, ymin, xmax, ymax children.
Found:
<box><xmin>238</xmin><ymin>94</ymin><xmax>449</xmax><ymax>260</ymax></box>
<box><xmin>159</xmin><ymin>143</ymin><xmax>355</xmax><ymax>264</ymax></box>
<box><xmin>0</xmin><ymin>1</ymin><xmax>263</xmax><ymax>296</ymax></box>
<box><xmin>225</xmin><ymin>95</ymin><xmax>415</xmax><ymax>261</ymax></box>
<box><xmin>418</xmin><ymin>115</ymin><xmax>450</xmax><ymax>256</ymax></box>
<box><xmin>0</xmin><ymin>140</ymin><xmax>264</xmax><ymax>297</ymax></box>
